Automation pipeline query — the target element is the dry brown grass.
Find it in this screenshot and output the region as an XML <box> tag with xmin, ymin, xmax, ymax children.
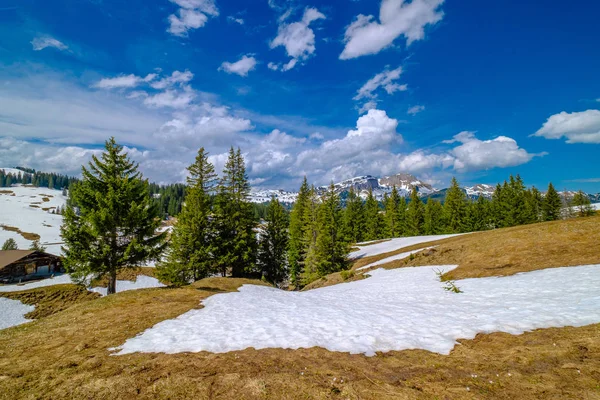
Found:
<box><xmin>0</xmin><ymin>284</ymin><xmax>100</xmax><ymax>319</ymax></box>
<box><xmin>383</xmin><ymin>216</ymin><xmax>600</xmax><ymax>280</ymax></box>
<box><xmin>0</xmin><ymin>224</ymin><xmax>41</xmax><ymax>241</ymax></box>
<box><xmin>0</xmin><ymin>279</ymin><xmax>598</xmax><ymax>399</ymax></box>
<box><xmin>41</xmin><ymin>197</ymin><xmax>51</xmax><ymax>202</ymax></box>
<box><xmin>0</xmin><ymin>190</ymin><xmax>14</xmax><ymax>195</ymax></box>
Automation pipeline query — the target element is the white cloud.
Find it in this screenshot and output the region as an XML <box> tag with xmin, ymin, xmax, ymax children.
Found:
<box><xmin>143</xmin><ymin>87</ymin><xmax>196</xmax><ymax>109</ymax></box>
<box><xmin>446</xmin><ymin>131</ymin><xmax>545</xmax><ymax>172</ymax></box>
<box><xmin>270</xmin><ymin>7</ymin><xmax>325</xmax><ymax>71</ymax></box>
<box><xmin>340</xmin><ymin>0</ymin><xmax>444</xmax><ymax>60</ymax></box>
<box><xmin>167</xmin><ymin>0</ymin><xmax>219</xmax><ymax>37</ymax></box>
<box><xmin>354</xmin><ymin>66</ymin><xmax>407</xmax><ymax>113</ymax></box>
<box><xmin>219</xmin><ymin>55</ymin><xmax>257</xmax><ymax>77</ymax></box>
<box><xmin>532</xmin><ymin>109</ymin><xmax>600</xmax><ymax>144</ymax></box>
<box><xmin>149</xmin><ymin>70</ymin><xmax>194</xmax><ymax>90</ymax></box>
<box><xmin>31</xmin><ymin>36</ymin><xmax>68</xmax><ymax>51</ymax></box>
<box><xmin>93</xmin><ymin>73</ymin><xmax>156</xmax><ymax>89</ymax></box>
<box><xmin>267</xmin><ymin>62</ymin><xmax>279</xmax><ymax>71</ymax></box>
<box><xmin>407</xmin><ymin>105</ymin><xmax>425</xmax><ymax>115</ymax></box>
<box><xmin>227</xmin><ymin>16</ymin><xmax>244</xmax><ymax>25</ymax></box>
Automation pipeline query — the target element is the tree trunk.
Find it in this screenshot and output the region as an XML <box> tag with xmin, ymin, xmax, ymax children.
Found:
<box><xmin>107</xmin><ymin>270</ymin><xmax>117</xmax><ymax>295</ymax></box>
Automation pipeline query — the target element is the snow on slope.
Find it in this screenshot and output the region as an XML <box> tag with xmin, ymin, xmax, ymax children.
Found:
<box><xmin>0</xmin><ymin>297</ymin><xmax>35</xmax><ymax>330</ymax></box>
<box><xmin>0</xmin><ymin>185</ymin><xmax>67</xmax><ymax>255</ymax></box>
<box><xmin>114</xmin><ymin>264</ymin><xmax>600</xmax><ymax>356</ymax></box>
<box><xmin>356</xmin><ymin>247</ymin><xmax>436</xmax><ymax>271</ymax></box>
<box><xmin>351</xmin><ymin>234</ymin><xmax>461</xmax><ymax>259</ymax></box>
<box><xmin>0</xmin><ymin>273</ymin><xmax>164</xmax><ymax>296</ymax></box>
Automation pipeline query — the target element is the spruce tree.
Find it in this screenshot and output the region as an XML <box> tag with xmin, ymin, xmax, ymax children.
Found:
<box><xmin>315</xmin><ymin>183</ymin><xmax>348</xmax><ymax>277</ymax></box>
<box><xmin>60</xmin><ymin>137</ymin><xmax>167</xmax><ymax>295</ymax></box>
<box><xmin>424</xmin><ymin>199</ymin><xmax>444</xmax><ymax>235</ymax></box>
<box><xmin>157</xmin><ymin>148</ymin><xmax>217</xmax><ymax>285</ymax></box>
<box><xmin>213</xmin><ymin>148</ymin><xmax>257</xmax><ymax>277</ymax></box>
<box><xmin>342</xmin><ymin>187</ymin><xmax>366</xmax><ymax>244</ymax></box>
<box><xmin>405</xmin><ymin>187</ymin><xmax>425</xmax><ymax>236</ymax></box>
<box><xmin>572</xmin><ymin>190</ymin><xmax>594</xmax><ymax>217</ymax></box>
<box><xmin>465</xmin><ymin>196</ymin><xmax>490</xmax><ymax>232</ymax></box>
<box><xmin>29</xmin><ymin>240</ymin><xmax>47</xmax><ymax>252</ymax></box>
<box><xmin>2</xmin><ymin>238</ymin><xmax>18</xmax><ymax>250</ymax></box>
<box><xmin>443</xmin><ymin>177</ymin><xmax>467</xmax><ymax>233</ymax></box>
<box><xmin>257</xmin><ymin>197</ymin><xmax>289</xmax><ymax>286</ymax></box>
<box><xmin>508</xmin><ymin>175</ymin><xmax>528</xmax><ymax>225</ymax></box>
<box><xmin>542</xmin><ymin>183</ymin><xmax>562</xmax><ymax>221</ymax></box>
<box><xmin>384</xmin><ymin>187</ymin><xmax>404</xmax><ymax>238</ymax></box>
<box><xmin>301</xmin><ymin>185</ymin><xmax>320</xmax><ymax>285</ymax></box>
<box><xmin>288</xmin><ymin>177</ymin><xmax>310</xmax><ymax>287</ymax></box>
<box><xmin>364</xmin><ymin>188</ymin><xmax>384</xmax><ymax>241</ymax></box>
<box><xmin>523</xmin><ymin>186</ymin><xmax>543</xmax><ymax>223</ymax></box>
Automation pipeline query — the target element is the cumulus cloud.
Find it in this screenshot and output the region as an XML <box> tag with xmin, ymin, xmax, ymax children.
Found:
<box><xmin>340</xmin><ymin>0</ymin><xmax>444</xmax><ymax>60</ymax></box>
<box><xmin>354</xmin><ymin>66</ymin><xmax>407</xmax><ymax>113</ymax></box>
<box><xmin>143</xmin><ymin>87</ymin><xmax>196</xmax><ymax>109</ymax></box>
<box><xmin>31</xmin><ymin>36</ymin><xmax>68</xmax><ymax>51</ymax></box>
<box><xmin>407</xmin><ymin>105</ymin><xmax>425</xmax><ymax>115</ymax></box>
<box><xmin>445</xmin><ymin>131</ymin><xmax>545</xmax><ymax>172</ymax></box>
<box><xmin>219</xmin><ymin>55</ymin><xmax>258</xmax><ymax>77</ymax></box>
<box><xmin>93</xmin><ymin>73</ymin><xmax>156</xmax><ymax>89</ymax></box>
<box><xmin>269</xmin><ymin>7</ymin><xmax>325</xmax><ymax>71</ymax></box>
<box><xmin>167</xmin><ymin>0</ymin><xmax>219</xmax><ymax>37</ymax></box>
<box><xmin>149</xmin><ymin>70</ymin><xmax>193</xmax><ymax>90</ymax></box>
<box><xmin>532</xmin><ymin>109</ymin><xmax>600</xmax><ymax>144</ymax></box>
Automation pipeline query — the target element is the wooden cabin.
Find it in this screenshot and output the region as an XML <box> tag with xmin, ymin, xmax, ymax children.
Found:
<box><xmin>0</xmin><ymin>250</ymin><xmax>63</xmax><ymax>283</ymax></box>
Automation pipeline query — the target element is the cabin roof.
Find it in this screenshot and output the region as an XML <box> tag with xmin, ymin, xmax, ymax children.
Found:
<box><xmin>0</xmin><ymin>250</ymin><xmax>60</xmax><ymax>269</ymax></box>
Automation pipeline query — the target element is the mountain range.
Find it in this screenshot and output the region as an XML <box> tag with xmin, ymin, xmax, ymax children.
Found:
<box><xmin>249</xmin><ymin>173</ymin><xmax>599</xmax><ymax>205</ymax></box>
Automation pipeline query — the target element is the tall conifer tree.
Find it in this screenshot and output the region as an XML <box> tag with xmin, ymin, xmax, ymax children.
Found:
<box><xmin>257</xmin><ymin>197</ymin><xmax>289</xmax><ymax>286</ymax></box>
<box><xmin>542</xmin><ymin>183</ymin><xmax>562</xmax><ymax>221</ymax></box>
<box><xmin>61</xmin><ymin>137</ymin><xmax>167</xmax><ymax>295</ymax></box>
<box><xmin>213</xmin><ymin>148</ymin><xmax>257</xmax><ymax>277</ymax></box>
<box><xmin>288</xmin><ymin>177</ymin><xmax>310</xmax><ymax>287</ymax></box>
<box><xmin>301</xmin><ymin>185</ymin><xmax>320</xmax><ymax>285</ymax></box>
<box><xmin>364</xmin><ymin>188</ymin><xmax>384</xmax><ymax>241</ymax></box>
<box><xmin>384</xmin><ymin>187</ymin><xmax>404</xmax><ymax>238</ymax></box>
<box><xmin>424</xmin><ymin>199</ymin><xmax>444</xmax><ymax>235</ymax></box>
<box><xmin>315</xmin><ymin>183</ymin><xmax>348</xmax><ymax>277</ymax></box>
<box><xmin>157</xmin><ymin>148</ymin><xmax>217</xmax><ymax>285</ymax></box>
<box><xmin>405</xmin><ymin>187</ymin><xmax>425</xmax><ymax>236</ymax></box>
<box><xmin>342</xmin><ymin>187</ymin><xmax>365</xmax><ymax>243</ymax></box>
<box><xmin>443</xmin><ymin>177</ymin><xmax>467</xmax><ymax>233</ymax></box>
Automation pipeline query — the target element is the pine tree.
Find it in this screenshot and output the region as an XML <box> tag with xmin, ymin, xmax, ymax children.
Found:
<box><xmin>29</xmin><ymin>240</ymin><xmax>47</xmax><ymax>252</ymax></box>
<box><xmin>465</xmin><ymin>196</ymin><xmax>490</xmax><ymax>232</ymax></box>
<box><xmin>301</xmin><ymin>185</ymin><xmax>320</xmax><ymax>285</ymax></box>
<box><xmin>384</xmin><ymin>187</ymin><xmax>404</xmax><ymax>238</ymax></box>
<box><xmin>315</xmin><ymin>183</ymin><xmax>348</xmax><ymax>277</ymax></box>
<box><xmin>2</xmin><ymin>238</ymin><xmax>18</xmax><ymax>250</ymax></box>
<box><xmin>523</xmin><ymin>186</ymin><xmax>543</xmax><ymax>223</ymax></box>
<box><xmin>542</xmin><ymin>183</ymin><xmax>562</xmax><ymax>221</ymax></box>
<box><xmin>424</xmin><ymin>199</ymin><xmax>444</xmax><ymax>234</ymax></box>
<box><xmin>157</xmin><ymin>148</ymin><xmax>217</xmax><ymax>285</ymax></box>
<box><xmin>212</xmin><ymin>148</ymin><xmax>257</xmax><ymax>277</ymax></box>
<box><xmin>508</xmin><ymin>175</ymin><xmax>528</xmax><ymax>225</ymax></box>
<box><xmin>572</xmin><ymin>190</ymin><xmax>594</xmax><ymax>217</ymax></box>
<box><xmin>288</xmin><ymin>177</ymin><xmax>310</xmax><ymax>287</ymax></box>
<box><xmin>342</xmin><ymin>187</ymin><xmax>365</xmax><ymax>243</ymax></box>
<box><xmin>364</xmin><ymin>188</ymin><xmax>384</xmax><ymax>241</ymax></box>
<box><xmin>405</xmin><ymin>187</ymin><xmax>425</xmax><ymax>236</ymax></box>
<box><xmin>443</xmin><ymin>177</ymin><xmax>467</xmax><ymax>233</ymax></box>
<box><xmin>60</xmin><ymin>137</ymin><xmax>167</xmax><ymax>295</ymax></box>
<box><xmin>257</xmin><ymin>197</ymin><xmax>289</xmax><ymax>286</ymax></box>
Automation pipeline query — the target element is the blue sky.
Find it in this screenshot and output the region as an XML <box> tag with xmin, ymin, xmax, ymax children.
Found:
<box><xmin>0</xmin><ymin>0</ymin><xmax>599</xmax><ymax>192</ymax></box>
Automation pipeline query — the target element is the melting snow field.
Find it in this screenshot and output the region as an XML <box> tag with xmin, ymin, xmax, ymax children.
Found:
<box><xmin>0</xmin><ymin>274</ymin><xmax>74</xmax><ymax>293</ymax></box>
<box><xmin>351</xmin><ymin>234</ymin><xmax>461</xmax><ymax>259</ymax></box>
<box><xmin>356</xmin><ymin>247</ymin><xmax>436</xmax><ymax>271</ymax></box>
<box><xmin>0</xmin><ymin>183</ymin><xmax>67</xmax><ymax>255</ymax></box>
<box><xmin>0</xmin><ymin>297</ymin><xmax>35</xmax><ymax>330</ymax></box>
<box><xmin>115</xmin><ymin>264</ymin><xmax>600</xmax><ymax>356</ymax></box>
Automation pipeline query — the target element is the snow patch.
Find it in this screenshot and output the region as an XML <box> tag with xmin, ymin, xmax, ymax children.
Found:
<box><xmin>356</xmin><ymin>247</ymin><xmax>436</xmax><ymax>271</ymax></box>
<box><xmin>351</xmin><ymin>234</ymin><xmax>461</xmax><ymax>259</ymax></box>
<box><xmin>0</xmin><ymin>297</ymin><xmax>35</xmax><ymax>330</ymax></box>
<box><xmin>0</xmin><ymin>274</ymin><xmax>74</xmax><ymax>292</ymax></box>
<box><xmin>114</xmin><ymin>264</ymin><xmax>600</xmax><ymax>356</ymax></box>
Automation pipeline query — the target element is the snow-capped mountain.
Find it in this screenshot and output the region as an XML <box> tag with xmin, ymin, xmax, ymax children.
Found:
<box><xmin>250</xmin><ymin>173</ymin><xmax>438</xmax><ymax>203</ymax></box>
<box><xmin>465</xmin><ymin>184</ymin><xmax>496</xmax><ymax>198</ymax></box>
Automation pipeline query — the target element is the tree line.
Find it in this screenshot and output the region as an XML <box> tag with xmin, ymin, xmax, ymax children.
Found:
<box><xmin>0</xmin><ymin>168</ymin><xmax>76</xmax><ymax>190</ymax></box>
<box><xmin>58</xmin><ymin>138</ymin><xmax>596</xmax><ymax>295</ymax></box>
